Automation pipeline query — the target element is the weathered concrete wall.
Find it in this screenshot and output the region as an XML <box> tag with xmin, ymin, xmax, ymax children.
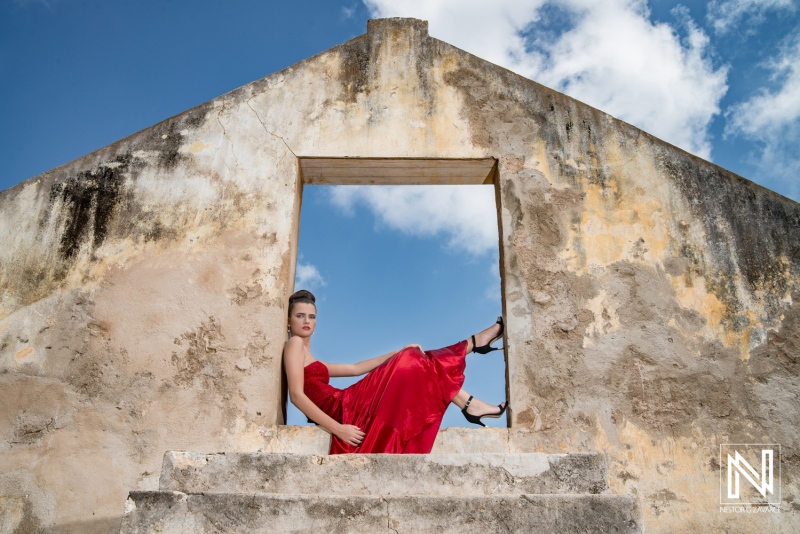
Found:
<box><xmin>1</xmin><ymin>17</ymin><xmax>798</xmax><ymax>533</ymax></box>
<box><xmin>0</xmin><ymin>84</ymin><xmax>301</xmax><ymax>531</ymax></box>
<box><xmin>494</xmin><ymin>98</ymin><xmax>800</xmax><ymax>531</ymax></box>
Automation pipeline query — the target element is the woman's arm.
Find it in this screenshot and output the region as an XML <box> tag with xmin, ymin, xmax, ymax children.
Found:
<box><xmin>326</xmin><ymin>344</ymin><xmax>422</xmax><ymax>377</ymax></box>
<box><xmin>283</xmin><ymin>337</ymin><xmax>364</xmax><ymax>446</ymax></box>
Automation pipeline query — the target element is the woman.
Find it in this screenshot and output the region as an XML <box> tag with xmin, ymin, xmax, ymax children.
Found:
<box><xmin>284</xmin><ymin>289</ymin><xmax>507</xmax><ymax>454</ymax></box>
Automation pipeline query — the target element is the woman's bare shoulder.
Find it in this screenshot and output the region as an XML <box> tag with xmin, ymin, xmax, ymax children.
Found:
<box><xmin>284</xmin><ymin>336</ymin><xmax>305</xmax><ymax>356</ymax></box>
<box><xmin>285</xmin><ymin>336</ymin><xmax>304</xmax><ymax>347</ymax></box>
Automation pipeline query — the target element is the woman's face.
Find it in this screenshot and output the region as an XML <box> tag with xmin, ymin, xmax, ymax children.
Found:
<box><xmin>288</xmin><ymin>302</ymin><xmax>316</xmax><ymax>339</ymax></box>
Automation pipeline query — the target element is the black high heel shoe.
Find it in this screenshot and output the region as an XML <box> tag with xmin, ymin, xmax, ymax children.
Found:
<box><xmin>471</xmin><ymin>317</ymin><xmax>504</xmax><ymax>354</ymax></box>
<box><xmin>461</xmin><ymin>396</ymin><xmax>508</xmax><ymax>427</ymax></box>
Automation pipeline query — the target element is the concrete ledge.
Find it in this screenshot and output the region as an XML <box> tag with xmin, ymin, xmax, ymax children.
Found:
<box><xmin>121</xmin><ymin>492</ymin><xmax>642</xmax><ymax>533</ymax></box>
<box><xmin>260</xmin><ymin>426</ymin><xmax>555</xmax><ymax>454</ymax></box>
<box><xmin>159</xmin><ymin>452</ymin><xmax>607</xmax><ymax>495</ymax></box>
<box><xmin>260</xmin><ymin>424</ymin><xmax>332</xmax><ymax>453</ymax></box>
<box><xmin>432</xmin><ymin>427</ymin><xmax>547</xmax><ymax>454</ymax></box>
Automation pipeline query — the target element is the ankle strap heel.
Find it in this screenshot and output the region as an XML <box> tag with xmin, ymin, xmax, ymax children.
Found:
<box><xmin>471</xmin><ymin>317</ymin><xmax>505</xmax><ymax>354</ymax></box>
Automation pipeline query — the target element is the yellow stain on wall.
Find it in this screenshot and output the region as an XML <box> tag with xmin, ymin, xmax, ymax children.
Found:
<box><xmin>561</xmin><ymin>176</ymin><xmax>670</xmax><ymax>272</ymax></box>
<box><xmin>227</xmin><ymin>417</ymin><xmax>270</xmax><ymax>451</ymax></box>
<box><xmin>671</xmin><ymin>273</ymin><xmax>784</xmax><ymax>359</ymax></box>
<box><xmin>15</xmin><ymin>347</ymin><xmax>33</xmax><ymax>361</ymax></box>
<box><xmin>553</xmin><ymin>158</ymin><xmax>791</xmax><ymax>360</ymax></box>
<box><xmin>594</xmin><ymin>416</ymin><xmax>719</xmax><ymax>529</ymax></box>
<box><xmin>184</xmin><ymin>141</ymin><xmax>211</xmax><ymax>154</ymax></box>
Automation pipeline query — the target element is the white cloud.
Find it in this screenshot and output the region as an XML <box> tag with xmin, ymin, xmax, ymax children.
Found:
<box><xmin>295</xmin><ymin>262</ymin><xmax>326</xmax><ymax>291</ymax></box>
<box><xmin>354</xmin><ymin>0</ymin><xmax>733</xmax><ymax>254</ymax></box>
<box><xmin>364</xmin><ymin>0</ymin><xmax>548</xmax><ymax>75</ymax></box>
<box><xmin>329</xmin><ymin>185</ymin><xmax>499</xmax><ymax>255</ymax></box>
<box><xmin>533</xmin><ymin>1</ymin><xmax>727</xmax><ymax>159</ymax></box>
<box><xmin>726</xmin><ymin>35</ymin><xmax>800</xmax><ymax>199</ymax></box>
<box><xmin>365</xmin><ymin>0</ymin><xmax>727</xmax><ymax>160</ymax></box>
<box><xmin>707</xmin><ymin>0</ymin><xmax>796</xmax><ymax>34</ymax></box>
<box><xmin>727</xmin><ymin>37</ymin><xmax>800</xmax><ymax>135</ymax></box>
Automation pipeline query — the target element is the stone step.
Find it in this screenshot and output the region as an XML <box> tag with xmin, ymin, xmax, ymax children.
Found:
<box><xmin>159</xmin><ymin>452</ymin><xmax>608</xmax><ymax>496</ymax></box>
<box><xmin>121</xmin><ymin>492</ymin><xmax>643</xmax><ymax>533</ymax></box>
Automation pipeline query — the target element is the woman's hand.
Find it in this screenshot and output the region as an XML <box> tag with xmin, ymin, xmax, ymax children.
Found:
<box><xmin>335</xmin><ymin>424</ymin><xmax>365</xmax><ymax>447</ymax></box>
<box><xmin>404</xmin><ymin>343</ymin><xmax>423</xmax><ymax>352</ymax></box>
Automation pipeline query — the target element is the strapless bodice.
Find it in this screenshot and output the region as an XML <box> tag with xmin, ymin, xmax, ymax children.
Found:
<box><xmin>303</xmin><ymin>360</ymin><xmax>342</xmax><ymax>422</ymax></box>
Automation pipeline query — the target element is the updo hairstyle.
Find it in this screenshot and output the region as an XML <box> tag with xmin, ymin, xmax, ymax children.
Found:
<box><xmin>288</xmin><ymin>289</ymin><xmax>316</xmax><ymax>317</ymax></box>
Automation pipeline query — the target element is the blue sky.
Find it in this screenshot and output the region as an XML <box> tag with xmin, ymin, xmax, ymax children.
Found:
<box><xmin>2</xmin><ymin>0</ymin><xmax>798</xmax><ymax>427</ymax></box>
<box><xmin>2</xmin><ymin>0</ymin><xmax>798</xmax><ymax>199</ymax></box>
<box><xmin>293</xmin><ymin>185</ymin><xmax>505</xmax><ymax>428</ymax></box>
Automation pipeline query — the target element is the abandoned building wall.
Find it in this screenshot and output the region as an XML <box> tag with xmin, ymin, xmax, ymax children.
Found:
<box><xmin>0</xmin><ymin>17</ymin><xmax>797</xmax><ymax>533</ymax></box>
<box><xmin>436</xmin><ymin>26</ymin><xmax>799</xmax><ymax>534</ymax></box>
<box><xmin>0</xmin><ymin>91</ymin><xmax>301</xmax><ymax>530</ymax></box>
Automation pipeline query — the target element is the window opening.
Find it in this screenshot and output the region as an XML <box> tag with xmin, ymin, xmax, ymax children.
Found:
<box><xmin>287</xmin><ymin>176</ymin><xmax>506</xmax><ymax>428</ymax></box>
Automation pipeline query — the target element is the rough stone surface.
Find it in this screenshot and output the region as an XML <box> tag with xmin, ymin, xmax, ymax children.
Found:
<box><xmin>1</xmin><ymin>17</ymin><xmax>798</xmax><ymax>533</ymax></box>
<box><xmin>158</xmin><ymin>451</ymin><xmax>607</xmax><ymax>495</ymax></box>
<box><xmin>258</xmin><ymin>423</ymin><xmax>333</xmax><ymax>454</ymax></box>
<box><xmin>120</xmin><ymin>492</ymin><xmax>642</xmax><ymax>534</ymax></box>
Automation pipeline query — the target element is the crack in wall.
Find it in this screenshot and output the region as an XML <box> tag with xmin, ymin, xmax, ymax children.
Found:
<box><xmin>246</xmin><ymin>97</ymin><xmax>297</xmax><ymax>157</ymax></box>
<box><xmin>355</xmin><ymin>464</ymin><xmax>371</xmax><ymax>494</ymax></box>
<box><xmin>386</xmin><ymin>498</ymin><xmax>398</xmax><ymax>534</ymax></box>
<box><xmin>216</xmin><ymin>108</ymin><xmax>238</xmax><ymax>171</ymax></box>
<box><xmin>179</xmin><ymin>502</ymin><xmax>188</xmax><ymax>534</ymax></box>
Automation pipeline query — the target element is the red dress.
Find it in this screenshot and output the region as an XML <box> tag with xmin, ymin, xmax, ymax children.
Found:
<box><xmin>303</xmin><ymin>340</ymin><xmax>468</xmax><ymax>454</ymax></box>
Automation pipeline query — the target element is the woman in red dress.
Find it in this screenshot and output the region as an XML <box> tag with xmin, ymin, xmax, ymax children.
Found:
<box><xmin>284</xmin><ymin>290</ymin><xmax>507</xmax><ymax>454</ymax></box>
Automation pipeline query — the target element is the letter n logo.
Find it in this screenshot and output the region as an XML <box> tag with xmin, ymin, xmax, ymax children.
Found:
<box><xmin>720</xmin><ymin>444</ymin><xmax>781</xmax><ymax>505</ymax></box>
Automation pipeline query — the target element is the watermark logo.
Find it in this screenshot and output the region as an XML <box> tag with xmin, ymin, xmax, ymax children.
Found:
<box><xmin>720</xmin><ymin>444</ymin><xmax>781</xmax><ymax>507</ymax></box>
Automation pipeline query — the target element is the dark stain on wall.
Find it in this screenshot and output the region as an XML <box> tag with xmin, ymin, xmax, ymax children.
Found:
<box><xmin>50</xmin><ymin>155</ymin><xmax>127</xmax><ymax>263</ymax></box>
<box><xmin>10</xmin><ymin>412</ymin><xmax>57</xmax><ymax>446</ymax></box>
<box><xmin>661</xmin><ymin>150</ymin><xmax>800</xmax><ymax>328</ymax></box>
<box><xmin>0</xmin><ymin>98</ymin><xmax>219</xmax><ymax>318</ymax></box>
<box><xmin>409</xmin><ymin>22</ymin><xmax>435</xmax><ymax>115</ymax></box>
<box><xmin>745</xmin><ymin>293</ymin><xmax>800</xmax><ymax>458</ymax></box>
<box><xmin>14</xmin><ymin>498</ymin><xmax>44</xmax><ymax>534</ymax></box>
<box><xmin>147</xmin><ymin>103</ymin><xmax>211</xmax><ymax>170</ymax></box>
<box><xmin>345</xmin><ymin>19</ymin><xmax>434</xmax><ymax>111</ymax></box>
<box><xmin>158</xmin><ymin>131</ymin><xmax>183</xmax><ymax>170</ymax></box>
<box><xmin>143</xmin><ymin>220</ymin><xmax>169</xmax><ymax>243</ymax></box>
<box><xmin>441</xmin><ymin>59</ymin><xmax>555</xmax><ymax>157</ymax></box>
<box><xmin>35</xmin><ymin>102</ymin><xmax>214</xmax><ymax>289</ymax></box>
<box><xmin>338</xmin><ymin>36</ymin><xmax>372</xmax><ymax>104</ymax></box>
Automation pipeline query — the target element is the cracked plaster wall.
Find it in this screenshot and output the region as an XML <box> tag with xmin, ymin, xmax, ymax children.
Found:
<box><xmin>1</xmin><ymin>74</ymin><xmax>301</xmax><ymax>532</ymax></box>
<box><xmin>1</xmin><ymin>17</ymin><xmax>798</xmax><ymax>533</ymax></box>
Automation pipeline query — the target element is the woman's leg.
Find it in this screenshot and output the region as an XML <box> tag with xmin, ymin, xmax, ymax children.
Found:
<box><xmin>451</xmin><ymin>388</ymin><xmax>506</xmax><ymax>417</ymax></box>
<box><xmin>465</xmin><ymin>317</ymin><xmax>504</xmax><ymax>354</ymax></box>
<box><xmin>452</xmin><ymin>318</ymin><xmax>507</xmax><ymax>417</ymax></box>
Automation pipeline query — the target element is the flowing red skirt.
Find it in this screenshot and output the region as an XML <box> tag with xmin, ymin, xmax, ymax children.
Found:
<box><xmin>303</xmin><ymin>340</ymin><xmax>467</xmax><ymax>454</ymax></box>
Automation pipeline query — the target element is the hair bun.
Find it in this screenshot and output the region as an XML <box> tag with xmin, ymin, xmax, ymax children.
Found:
<box><xmin>289</xmin><ymin>289</ymin><xmax>316</xmax><ymax>303</ymax></box>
